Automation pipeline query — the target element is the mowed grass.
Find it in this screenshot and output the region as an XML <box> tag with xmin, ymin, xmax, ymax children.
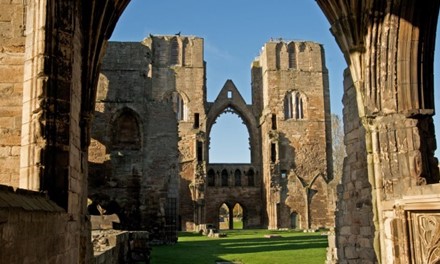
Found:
<box><xmin>151</xmin><ymin>229</ymin><xmax>328</xmax><ymax>264</ymax></box>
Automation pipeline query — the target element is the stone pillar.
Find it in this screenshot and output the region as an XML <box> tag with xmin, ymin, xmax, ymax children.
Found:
<box><xmin>317</xmin><ymin>1</ymin><xmax>440</xmax><ymax>262</ymax></box>
<box><xmin>20</xmin><ymin>0</ymin><xmax>48</xmax><ymax>191</ymax></box>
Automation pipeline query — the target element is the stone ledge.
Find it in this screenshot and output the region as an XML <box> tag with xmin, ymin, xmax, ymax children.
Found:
<box><xmin>0</xmin><ymin>184</ymin><xmax>64</xmax><ymax>212</ymax></box>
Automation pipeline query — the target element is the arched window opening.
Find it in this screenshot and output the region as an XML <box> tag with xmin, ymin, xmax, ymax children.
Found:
<box><xmin>113</xmin><ymin>110</ymin><xmax>141</xmax><ymax>149</ymax></box>
<box><xmin>207</xmin><ymin>169</ymin><xmax>215</xmax><ymax>187</ymax></box>
<box><xmin>194</xmin><ymin>113</ymin><xmax>200</xmax><ymax>128</ymax></box>
<box><xmin>232</xmin><ymin>203</ymin><xmax>244</xmax><ymax>229</ymax></box>
<box><xmin>291</xmin><ymin>212</ymin><xmax>299</xmax><ymax>229</ymax></box>
<box><xmin>275</xmin><ymin>43</ymin><xmax>282</xmax><ymax>69</ymax></box>
<box><xmin>209</xmin><ymin>111</ymin><xmax>251</xmax><ymax>163</ymax></box>
<box><xmin>284</xmin><ymin>92</ymin><xmax>293</xmax><ymax>119</ymax></box>
<box><xmin>284</xmin><ymin>91</ymin><xmax>305</xmax><ymax>120</ymax></box>
<box><xmin>196</xmin><ymin>141</ymin><xmax>203</xmax><ymax>162</ymax></box>
<box><xmin>288</xmin><ymin>43</ymin><xmax>297</xmax><ymax>69</ymax></box>
<box><xmin>219</xmin><ymin>203</ymin><xmax>230</xmax><ymax>230</ymax></box>
<box><xmin>234</xmin><ymin>169</ymin><xmax>242</xmax><ymax>186</ymax></box>
<box><xmin>295</xmin><ymin>94</ymin><xmax>304</xmax><ymax>119</ymax></box>
<box><xmin>170</xmin><ymin>91</ymin><xmax>187</xmax><ymax>121</ymax></box>
<box><xmin>221</xmin><ymin>169</ymin><xmax>229</xmax><ymax>187</ymax></box>
<box><xmin>271</xmin><ymin>114</ymin><xmax>277</xmax><ymax>130</ymax></box>
<box><xmin>271</xmin><ymin>143</ymin><xmax>277</xmax><ymax>163</ymax></box>
<box><xmin>170</xmin><ymin>38</ymin><xmax>179</xmax><ymax>65</ymax></box>
<box><xmin>247</xmin><ymin>169</ymin><xmax>255</xmax><ymax>186</ymax></box>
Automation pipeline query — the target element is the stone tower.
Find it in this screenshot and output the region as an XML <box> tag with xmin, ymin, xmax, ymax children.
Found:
<box><xmin>252</xmin><ymin>40</ymin><xmax>333</xmax><ymax>229</ymax></box>
<box><xmin>142</xmin><ymin>36</ymin><xmax>207</xmax><ymax>231</ymax></box>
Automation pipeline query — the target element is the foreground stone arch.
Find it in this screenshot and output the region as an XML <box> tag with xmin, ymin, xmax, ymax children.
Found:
<box><xmin>317</xmin><ymin>1</ymin><xmax>440</xmax><ymax>263</ymax></box>
<box><xmin>0</xmin><ymin>0</ymin><xmax>439</xmax><ymax>263</ymax></box>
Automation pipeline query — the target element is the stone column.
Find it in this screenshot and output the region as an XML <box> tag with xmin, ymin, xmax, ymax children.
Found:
<box><xmin>317</xmin><ymin>0</ymin><xmax>440</xmax><ymax>262</ymax></box>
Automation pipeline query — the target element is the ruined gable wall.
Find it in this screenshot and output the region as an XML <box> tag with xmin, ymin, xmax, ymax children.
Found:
<box><xmin>0</xmin><ymin>0</ymin><xmax>25</xmax><ymax>187</ymax></box>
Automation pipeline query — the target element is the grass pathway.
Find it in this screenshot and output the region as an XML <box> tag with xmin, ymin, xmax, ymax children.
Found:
<box><xmin>151</xmin><ymin>229</ymin><xmax>328</xmax><ymax>264</ymax></box>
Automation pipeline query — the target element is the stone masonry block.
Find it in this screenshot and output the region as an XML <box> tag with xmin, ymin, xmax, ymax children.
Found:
<box><xmin>344</xmin><ymin>246</ymin><xmax>359</xmax><ymax>259</ymax></box>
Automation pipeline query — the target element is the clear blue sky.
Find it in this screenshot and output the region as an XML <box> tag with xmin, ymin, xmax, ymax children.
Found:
<box><xmin>110</xmin><ymin>0</ymin><xmax>440</xmax><ymax>162</ymax></box>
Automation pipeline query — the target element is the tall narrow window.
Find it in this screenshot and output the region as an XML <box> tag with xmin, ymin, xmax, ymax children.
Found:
<box><xmin>271</xmin><ymin>114</ymin><xmax>277</xmax><ymax>130</ymax></box>
<box><xmin>194</xmin><ymin>113</ymin><xmax>200</xmax><ymax>128</ymax></box>
<box><xmin>171</xmin><ymin>92</ymin><xmax>186</xmax><ymax>121</ymax></box>
<box><xmin>288</xmin><ymin>43</ymin><xmax>297</xmax><ymax>69</ymax></box>
<box><xmin>284</xmin><ymin>91</ymin><xmax>305</xmax><ymax>120</ymax></box>
<box><xmin>221</xmin><ymin>169</ymin><xmax>229</xmax><ymax>187</ymax></box>
<box><xmin>196</xmin><ymin>141</ymin><xmax>203</xmax><ymax>162</ymax></box>
<box><xmin>297</xmin><ymin>95</ymin><xmax>304</xmax><ymax>119</ymax></box>
<box><xmin>234</xmin><ymin>169</ymin><xmax>242</xmax><ymax>186</ymax></box>
<box><xmin>284</xmin><ymin>92</ymin><xmax>293</xmax><ymax>119</ymax></box>
<box><xmin>271</xmin><ymin>143</ymin><xmax>277</xmax><ymax>163</ymax></box>
<box><xmin>247</xmin><ymin>169</ymin><xmax>255</xmax><ymax>187</ymax></box>
<box><xmin>294</xmin><ymin>94</ymin><xmax>300</xmax><ymax>119</ymax></box>
<box><xmin>227</xmin><ymin>90</ymin><xmax>232</xmax><ymax>99</ymax></box>
<box><xmin>170</xmin><ymin>38</ymin><xmax>179</xmax><ymax>65</ymax></box>
<box><xmin>276</xmin><ymin>43</ymin><xmax>282</xmax><ymax>69</ymax></box>
<box><xmin>208</xmin><ymin>169</ymin><xmax>215</xmax><ymax>186</ymax></box>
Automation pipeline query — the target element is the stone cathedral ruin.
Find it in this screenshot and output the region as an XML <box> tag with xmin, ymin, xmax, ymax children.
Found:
<box><xmin>87</xmin><ymin>35</ymin><xmax>334</xmax><ymax>238</ymax></box>
<box><xmin>1</xmin><ymin>1</ymin><xmax>440</xmax><ymax>263</ymax></box>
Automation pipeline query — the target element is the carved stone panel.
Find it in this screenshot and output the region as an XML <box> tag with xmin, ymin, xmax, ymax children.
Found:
<box><xmin>408</xmin><ymin>211</ymin><xmax>440</xmax><ymax>264</ymax></box>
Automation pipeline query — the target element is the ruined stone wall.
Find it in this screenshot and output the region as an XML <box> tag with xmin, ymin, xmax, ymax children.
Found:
<box><xmin>335</xmin><ymin>69</ymin><xmax>374</xmax><ymax>262</ymax></box>
<box><xmin>91</xmin><ymin>37</ymin><xmax>333</xmax><ymax>234</ymax></box>
<box><xmin>0</xmin><ymin>187</ymin><xmax>73</xmax><ymax>263</ymax></box>
<box><xmin>0</xmin><ymin>0</ymin><xmax>25</xmax><ymax>187</ymax></box>
<box><xmin>205</xmin><ymin>164</ymin><xmax>262</xmax><ymax>228</ymax></box>
<box><xmin>253</xmin><ymin>41</ymin><xmax>333</xmax><ymax>230</ymax></box>
<box><xmin>89</xmin><ymin>41</ymin><xmax>179</xmax><ymax>239</ymax></box>
<box><xmin>89</xmin><ymin>36</ymin><xmax>206</xmax><ymax>234</ymax></box>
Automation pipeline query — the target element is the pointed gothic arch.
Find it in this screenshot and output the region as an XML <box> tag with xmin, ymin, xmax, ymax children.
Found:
<box><xmin>206</xmin><ymin>80</ymin><xmax>260</xmax><ymax>164</ymax></box>
<box><xmin>288</xmin><ymin>42</ymin><xmax>297</xmax><ymax>69</ymax></box>
<box><xmin>163</xmin><ymin>90</ymin><xmax>189</xmax><ymax>121</ymax></box>
<box><xmin>111</xmin><ymin>107</ymin><xmax>142</xmax><ymax>149</ymax></box>
<box><xmin>284</xmin><ymin>91</ymin><xmax>307</xmax><ymax>120</ymax></box>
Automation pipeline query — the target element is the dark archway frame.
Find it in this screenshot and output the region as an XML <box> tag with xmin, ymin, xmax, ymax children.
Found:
<box><xmin>16</xmin><ymin>1</ymin><xmax>440</xmax><ymax>263</ymax></box>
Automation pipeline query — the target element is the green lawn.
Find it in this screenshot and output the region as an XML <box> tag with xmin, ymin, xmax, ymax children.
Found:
<box><xmin>151</xmin><ymin>229</ymin><xmax>328</xmax><ymax>264</ymax></box>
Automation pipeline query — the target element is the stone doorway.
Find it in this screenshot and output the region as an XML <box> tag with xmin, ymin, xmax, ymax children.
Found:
<box><xmin>290</xmin><ymin>212</ymin><xmax>298</xmax><ymax>229</ymax></box>
<box><xmin>219</xmin><ymin>203</ymin><xmax>231</xmax><ymax>230</ymax></box>
<box><xmin>232</xmin><ymin>203</ymin><xmax>244</xmax><ymax>230</ymax></box>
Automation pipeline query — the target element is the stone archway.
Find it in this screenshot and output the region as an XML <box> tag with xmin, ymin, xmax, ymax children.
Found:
<box><xmin>3</xmin><ymin>1</ymin><xmax>439</xmax><ymax>263</ymax></box>
<box><xmin>206</xmin><ymin>80</ymin><xmax>261</xmax><ymax>164</ymax></box>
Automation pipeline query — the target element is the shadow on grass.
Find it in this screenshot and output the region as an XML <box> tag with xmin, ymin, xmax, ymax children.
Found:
<box><xmin>151</xmin><ymin>230</ymin><xmax>328</xmax><ymax>264</ymax></box>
